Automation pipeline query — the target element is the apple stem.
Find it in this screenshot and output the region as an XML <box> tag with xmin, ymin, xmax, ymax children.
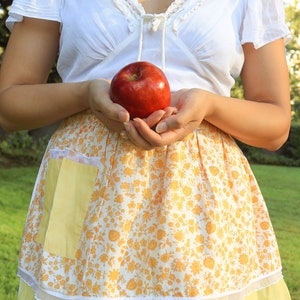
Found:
<box><xmin>131</xmin><ymin>74</ymin><xmax>139</xmax><ymax>81</ymax></box>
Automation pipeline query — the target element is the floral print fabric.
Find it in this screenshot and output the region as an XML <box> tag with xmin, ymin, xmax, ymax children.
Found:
<box><xmin>18</xmin><ymin>111</ymin><xmax>283</xmax><ymax>299</ymax></box>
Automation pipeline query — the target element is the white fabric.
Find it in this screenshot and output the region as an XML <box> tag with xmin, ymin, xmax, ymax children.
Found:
<box><xmin>7</xmin><ymin>0</ymin><xmax>290</xmax><ymax>96</ymax></box>
<box><xmin>6</xmin><ymin>0</ymin><xmax>62</xmax><ymax>27</ymax></box>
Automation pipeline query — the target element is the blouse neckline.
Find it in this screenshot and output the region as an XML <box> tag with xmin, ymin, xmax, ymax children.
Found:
<box><xmin>131</xmin><ymin>0</ymin><xmax>186</xmax><ymax>17</ymax></box>
<box><xmin>112</xmin><ymin>0</ymin><xmax>206</xmax><ymax>32</ymax></box>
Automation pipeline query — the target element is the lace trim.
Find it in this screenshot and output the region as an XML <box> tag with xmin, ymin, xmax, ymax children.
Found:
<box><xmin>113</xmin><ymin>0</ymin><xmax>185</xmax><ymax>32</ymax></box>
<box><xmin>173</xmin><ymin>0</ymin><xmax>206</xmax><ymax>33</ymax></box>
<box><xmin>128</xmin><ymin>0</ymin><xmax>185</xmax><ymax>18</ymax></box>
<box><xmin>113</xmin><ymin>0</ymin><xmax>137</xmax><ymax>32</ymax></box>
<box><xmin>49</xmin><ymin>148</ymin><xmax>100</xmax><ymax>167</ymax></box>
<box><xmin>113</xmin><ymin>0</ymin><xmax>207</xmax><ymax>35</ymax></box>
<box><xmin>112</xmin><ymin>0</ymin><xmax>140</xmax><ymax>32</ymax></box>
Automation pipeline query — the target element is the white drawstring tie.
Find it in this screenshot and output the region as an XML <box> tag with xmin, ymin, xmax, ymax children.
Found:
<box><xmin>138</xmin><ymin>14</ymin><xmax>167</xmax><ymax>71</ymax></box>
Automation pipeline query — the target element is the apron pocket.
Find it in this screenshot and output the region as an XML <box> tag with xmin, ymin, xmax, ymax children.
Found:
<box><xmin>37</xmin><ymin>150</ymin><xmax>98</xmax><ymax>259</ymax></box>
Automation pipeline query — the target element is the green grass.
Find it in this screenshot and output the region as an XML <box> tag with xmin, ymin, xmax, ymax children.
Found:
<box><xmin>251</xmin><ymin>165</ymin><xmax>300</xmax><ymax>300</ymax></box>
<box><xmin>0</xmin><ymin>165</ymin><xmax>299</xmax><ymax>299</ymax></box>
<box><xmin>0</xmin><ymin>166</ymin><xmax>39</xmax><ymax>299</ymax></box>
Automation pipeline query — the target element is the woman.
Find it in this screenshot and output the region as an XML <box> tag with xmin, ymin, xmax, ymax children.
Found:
<box><xmin>0</xmin><ymin>0</ymin><xmax>292</xmax><ymax>299</ymax></box>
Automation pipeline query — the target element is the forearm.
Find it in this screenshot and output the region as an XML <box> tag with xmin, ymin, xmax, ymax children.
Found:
<box><xmin>205</xmin><ymin>92</ymin><xmax>291</xmax><ymax>151</ymax></box>
<box><xmin>0</xmin><ymin>81</ymin><xmax>89</xmax><ymax>131</ymax></box>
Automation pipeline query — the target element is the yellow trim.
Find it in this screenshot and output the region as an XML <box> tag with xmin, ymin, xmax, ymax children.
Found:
<box><xmin>36</xmin><ymin>159</ymin><xmax>62</xmax><ymax>246</ymax></box>
<box><xmin>18</xmin><ymin>280</ymin><xmax>34</xmax><ymax>300</ymax></box>
<box><xmin>245</xmin><ymin>279</ymin><xmax>291</xmax><ymax>300</ymax></box>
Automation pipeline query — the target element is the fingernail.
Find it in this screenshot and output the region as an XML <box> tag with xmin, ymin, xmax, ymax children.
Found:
<box><xmin>119</xmin><ymin>111</ymin><xmax>128</xmax><ymax>121</ymax></box>
<box><xmin>132</xmin><ymin>118</ymin><xmax>141</xmax><ymax>128</ymax></box>
<box><xmin>123</xmin><ymin>122</ymin><xmax>130</xmax><ymax>132</ymax></box>
<box><xmin>156</xmin><ymin>122</ymin><xmax>167</xmax><ymax>133</ymax></box>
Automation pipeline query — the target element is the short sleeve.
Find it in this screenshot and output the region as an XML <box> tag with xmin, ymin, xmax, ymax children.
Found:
<box><xmin>6</xmin><ymin>0</ymin><xmax>62</xmax><ymax>31</ymax></box>
<box><xmin>241</xmin><ymin>0</ymin><xmax>291</xmax><ymax>49</ymax></box>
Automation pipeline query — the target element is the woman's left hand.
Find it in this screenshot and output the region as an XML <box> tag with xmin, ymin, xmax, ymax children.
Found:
<box><xmin>122</xmin><ymin>88</ymin><xmax>212</xmax><ymax>150</ymax></box>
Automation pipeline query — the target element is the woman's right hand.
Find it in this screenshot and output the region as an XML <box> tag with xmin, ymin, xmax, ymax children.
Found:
<box><xmin>87</xmin><ymin>79</ymin><xmax>130</xmax><ymax>133</ymax></box>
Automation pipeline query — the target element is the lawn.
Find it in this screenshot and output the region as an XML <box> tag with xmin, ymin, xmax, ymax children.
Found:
<box><xmin>0</xmin><ymin>165</ymin><xmax>299</xmax><ymax>299</ymax></box>
<box><xmin>251</xmin><ymin>164</ymin><xmax>300</xmax><ymax>300</ymax></box>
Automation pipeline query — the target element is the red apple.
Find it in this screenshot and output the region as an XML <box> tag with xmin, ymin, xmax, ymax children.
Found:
<box><xmin>110</xmin><ymin>61</ymin><xmax>171</xmax><ymax>119</ymax></box>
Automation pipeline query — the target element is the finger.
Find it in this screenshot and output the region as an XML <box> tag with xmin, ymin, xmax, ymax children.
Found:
<box><xmin>141</xmin><ymin>107</ymin><xmax>177</xmax><ymax>129</ymax></box>
<box><xmin>132</xmin><ymin>118</ymin><xmax>165</xmax><ymax>147</ymax></box>
<box><xmin>124</xmin><ymin>121</ymin><xmax>154</xmax><ymax>150</ymax></box>
<box><xmin>162</xmin><ymin>106</ymin><xmax>178</xmax><ymax>118</ymax></box>
<box><xmin>142</xmin><ymin>110</ymin><xmax>166</xmax><ymax>128</ymax></box>
<box><xmin>133</xmin><ymin>117</ymin><xmax>199</xmax><ymax>146</ymax></box>
<box><xmin>155</xmin><ymin>107</ymin><xmax>198</xmax><ymax>133</ymax></box>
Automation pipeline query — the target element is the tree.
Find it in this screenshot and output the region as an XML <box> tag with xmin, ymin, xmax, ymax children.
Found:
<box><xmin>0</xmin><ymin>0</ymin><xmax>12</xmax><ymax>57</ymax></box>
<box><xmin>284</xmin><ymin>0</ymin><xmax>300</xmax><ymax>122</ymax></box>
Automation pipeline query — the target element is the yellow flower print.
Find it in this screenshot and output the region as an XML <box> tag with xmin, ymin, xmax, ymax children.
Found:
<box><xmin>204</xmin><ymin>257</ymin><xmax>215</xmax><ymax>269</ymax></box>
<box><xmin>260</xmin><ymin>222</ymin><xmax>270</xmax><ymax>230</ymax></box>
<box><xmin>209</xmin><ymin>166</ymin><xmax>219</xmax><ymax>176</ymax></box>
<box><xmin>174</xmin><ymin>231</ymin><xmax>184</xmax><ymax>241</ymax></box>
<box><xmin>157</xmin><ymin>229</ymin><xmax>166</xmax><ymax>240</ymax></box>
<box><xmin>149</xmin><ymin>256</ymin><xmax>158</xmax><ymax>268</ymax></box>
<box><xmin>108</xmin><ymin>269</ymin><xmax>119</xmax><ymax>281</ymax></box>
<box><xmin>109</xmin><ymin>230</ymin><xmax>120</xmax><ymax>242</ymax></box>
<box><xmin>191</xmin><ymin>261</ymin><xmax>202</xmax><ymax>274</ymax></box>
<box><xmin>148</xmin><ymin>240</ymin><xmax>157</xmax><ymax>250</ymax></box>
<box><xmin>183</xmin><ymin>186</ymin><xmax>192</xmax><ymax>196</ymax></box>
<box><xmin>114</xmin><ymin>194</ymin><xmax>124</xmax><ymax>203</ymax></box>
<box><xmin>124</xmin><ymin>167</ymin><xmax>134</xmax><ymax>176</ymax></box>
<box><xmin>126</xmin><ymin>278</ymin><xmax>137</xmax><ymax>291</ymax></box>
<box><xmin>142</xmin><ymin>211</ymin><xmax>152</xmax><ymax>222</ymax></box>
<box><xmin>206</xmin><ymin>222</ymin><xmax>216</xmax><ymax>234</ymax></box>
<box><xmin>100</xmin><ymin>254</ymin><xmax>108</xmax><ymax>263</ymax></box>
<box><xmin>128</xmin><ymin>261</ymin><xmax>136</xmax><ymax>272</ymax></box>
<box><xmin>172</xmin><ymin>259</ymin><xmax>186</xmax><ymax>272</ymax></box>
<box><xmin>204</xmin><ymin>286</ymin><xmax>213</xmax><ymax>296</ymax></box>
<box><xmin>239</xmin><ymin>254</ymin><xmax>249</xmax><ymax>265</ymax></box>
<box><xmin>160</xmin><ymin>253</ymin><xmax>171</xmax><ymax>263</ymax></box>
<box><xmin>187</xmin><ymin>286</ymin><xmax>199</xmax><ymax>297</ymax></box>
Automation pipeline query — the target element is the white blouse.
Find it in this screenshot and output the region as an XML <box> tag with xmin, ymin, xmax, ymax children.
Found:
<box><xmin>7</xmin><ymin>0</ymin><xmax>291</xmax><ymax>95</ymax></box>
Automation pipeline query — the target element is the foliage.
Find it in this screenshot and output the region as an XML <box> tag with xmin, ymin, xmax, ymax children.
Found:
<box><xmin>0</xmin><ymin>130</ymin><xmax>49</xmax><ymax>166</ymax></box>
<box><xmin>280</xmin><ymin>122</ymin><xmax>300</xmax><ymax>160</ymax></box>
<box><xmin>0</xmin><ymin>0</ymin><xmax>11</xmax><ymax>56</ymax></box>
<box><xmin>284</xmin><ymin>0</ymin><xmax>300</xmax><ymax>121</ymax></box>
<box><xmin>237</xmin><ymin>123</ymin><xmax>300</xmax><ymax>167</ymax></box>
<box><xmin>231</xmin><ymin>1</ymin><xmax>300</xmax><ymax>121</ymax></box>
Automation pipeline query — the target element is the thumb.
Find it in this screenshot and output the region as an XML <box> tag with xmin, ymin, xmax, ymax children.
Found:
<box><xmin>99</xmin><ymin>101</ymin><xmax>130</xmax><ymax>123</ymax></box>
<box><xmin>113</xmin><ymin>103</ymin><xmax>130</xmax><ymax>122</ymax></box>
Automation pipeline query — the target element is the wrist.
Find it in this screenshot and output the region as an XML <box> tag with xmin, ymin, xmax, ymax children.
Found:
<box><xmin>191</xmin><ymin>88</ymin><xmax>216</xmax><ymax>120</ymax></box>
<box><xmin>76</xmin><ymin>80</ymin><xmax>92</xmax><ymax>110</ymax></box>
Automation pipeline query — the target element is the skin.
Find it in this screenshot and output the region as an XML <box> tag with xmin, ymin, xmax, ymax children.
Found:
<box><xmin>0</xmin><ymin>4</ymin><xmax>291</xmax><ymax>152</ymax></box>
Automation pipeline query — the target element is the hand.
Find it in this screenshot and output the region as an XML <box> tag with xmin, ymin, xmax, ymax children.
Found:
<box><xmin>87</xmin><ymin>79</ymin><xmax>130</xmax><ymax>132</ymax></box>
<box><xmin>123</xmin><ymin>89</ymin><xmax>212</xmax><ymax>150</ymax></box>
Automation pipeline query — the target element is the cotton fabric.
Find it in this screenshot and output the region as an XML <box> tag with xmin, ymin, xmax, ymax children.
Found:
<box><xmin>7</xmin><ymin>0</ymin><xmax>291</xmax><ymax>299</ymax></box>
